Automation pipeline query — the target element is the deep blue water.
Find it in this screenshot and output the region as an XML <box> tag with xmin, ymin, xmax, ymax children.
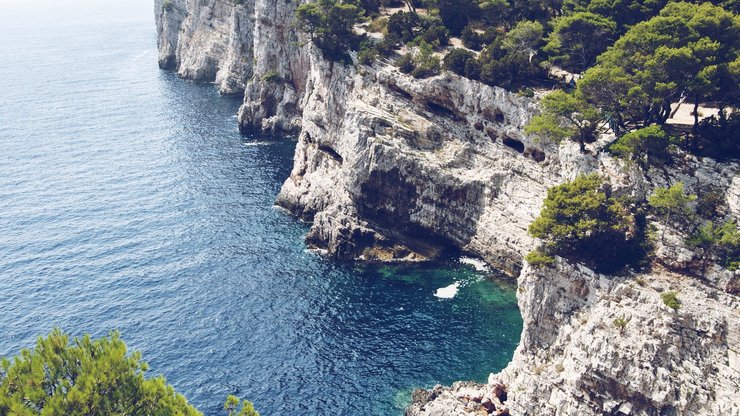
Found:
<box><xmin>0</xmin><ymin>1</ymin><xmax>522</xmax><ymax>414</ymax></box>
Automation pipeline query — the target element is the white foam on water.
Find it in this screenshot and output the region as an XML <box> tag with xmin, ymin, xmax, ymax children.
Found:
<box><xmin>434</xmin><ymin>282</ymin><xmax>460</xmax><ymax>299</ymax></box>
<box><xmin>460</xmin><ymin>256</ymin><xmax>489</xmax><ymax>272</ymax></box>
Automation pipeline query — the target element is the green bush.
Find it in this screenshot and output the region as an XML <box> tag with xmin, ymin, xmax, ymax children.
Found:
<box><xmin>696</xmin><ymin>112</ymin><xmax>740</xmax><ymax>161</ymax></box>
<box><xmin>613</xmin><ymin>317</ymin><xmax>629</xmax><ymax>332</ymax></box>
<box><xmin>410</xmin><ymin>41</ymin><xmax>440</xmax><ymax>78</ymax></box>
<box><xmin>648</xmin><ymin>182</ymin><xmax>697</xmax><ymax>236</ymax></box>
<box><xmin>524</xmin><ymin>90</ymin><xmax>599</xmax><ymax>152</ymax></box>
<box><xmin>224</xmin><ymin>395</ymin><xmax>260</xmax><ymax>416</ymax></box>
<box><xmin>396</xmin><ymin>53</ymin><xmax>415</xmax><ymax>73</ymax></box>
<box><xmin>386</xmin><ymin>11</ymin><xmax>423</xmax><ymax>45</ymax></box>
<box><xmin>518</xmin><ymin>88</ymin><xmax>535</xmax><ymax>98</ymax></box>
<box><xmin>260</xmin><ymin>71</ymin><xmax>282</xmax><ymax>83</ymax></box>
<box><xmin>443</xmin><ymin>48</ymin><xmax>476</xmax><ymax>76</ymax></box>
<box><xmin>525</xmin><ymin>249</ymin><xmax>556</xmax><ymax>267</ymax></box>
<box><xmin>0</xmin><ymin>329</ymin><xmax>202</xmax><ymax>415</ymax></box>
<box><xmin>661</xmin><ymin>291</ymin><xmax>681</xmax><ymax>310</ymax></box>
<box><xmin>366</xmin><ymin>16</ymin><xmax>388</xmax><ymax>33</ymax></box>
<box><xmin>687</xmin><ymin>219</ymin><xmax>740</xmax><ymax>272</ymax></box>
<box><xmin>357</xmin><ymin>41</ymin><xmax>380</xmax><ymax>65</ymax></box>
<box><xmin>529</xmin><ymin>174</ymin><xmax>644</xmax><ymax>273</ymax></box>
<box><xmin>460</xmin><ymin>26</ymin><xmax>482</xmax><ymax>50</ymax></box>
<box><xmin>415</xmin><ymin>22</ymin><xmax>450</xmax><ymax>48</ymax></box>
<box><xmin>609</xmin><ymin>125</ymin><xmax>673</xmax><ymax>168</ymax></box>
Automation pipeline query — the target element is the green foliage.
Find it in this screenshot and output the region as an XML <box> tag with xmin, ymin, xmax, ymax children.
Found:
<box><xmin>525</xmin><ymin>249</ymin><xmax>556</xmax><ymax>267</ymax></box>
<box><xmin>0</xmin><ymin>329</ymin><xmax>201</xmax><ymax>416</ymax></box>
<box><xmin>578</xmin><ymin>0</ymin><xmax>668</xmax><ymax>31</ymax></box>
<box><xmin>608</xmin><ymin>125</ymin><xmax>673</xmax><ymax>168</ymax></box>
<box><xmin>224</xmin><ymin>395</ymin><xmax>260</xmax><ymax>416</ymax></box>
<box><xmin>518</xmin><ymin>87</ymin><xmax>535</xmax><ymax>98</ymax></box>
<box><xmin>163</xmin><ymin>0</ymin><xmax>174</xmax><ymax>12</ymax></box>
<box><xmin>296</xmin><ymin>0</ymin><xmax>364</xmax><ymax>62</ymax></box>
<box><xmin>358</xmin><ymin>41</ymin><xmax>381</xmax><ymax>65</ymax></box>
<box><xmin>696</xmin><ymin>186</ymin><xmax>728</xmax><ymax>221</ymax></box>
<box><xmin>386</xmin><ymin>12</ymin><xmax>449</xmax><ymax>48</ymax></box>
<box><xmin>476</xmin><ymin>0</ymin><xmax>510</xmax><ymax>26</ymax></box>
<box><xmin>648</xmin><ymin>182</ymin><xmax>697</xmax><ymax>233</ymax></box>
<box><xmin>386</xmin><ymin>11</ymin><xmax>423</xmax><ymax>45</ymax></box>
<box><xmin>577</xmin><ymin>2</ymin><xmax>740</xmax><ymax>132</ymax></box>
<box><xmin>613</xmin><ymin>316</ymin><xmax>629</xmax><ymax>332</ymax></box>
<box><xmin>525</xmin><ymin>90</ymin><xmax>599</xmax><ymax>151</ymax></box>
<box><xmin>500</xmin><ymin>20</ymin><xmax>543</xmax><ymax>64</ymax></box>
<box><xmin>260</xmin><ymin>71</ymin><xmax>282</xmax><ymax>83</ymax></box>
<box><xmin>396</xmin><ymin>52</ymin><xmax>414</xmax><ymax>73</ymax></box>
<box><xmin>687</xmin><ymin>219</ymin><xmax>740</xmax><ymax>271</ymax></box>
<box><xmin>477</xmin><ymin>34</ymin><xmax>547</xmax><ymax>89</ymax></box>
<box><xmin>544</xmin><ymin>12</ymin><xmax>617</xmax><ymax>72</ymax></box>
<box><xmin>460</xmin><ymin>26</ymin><xmax>482</xmax><ymax>50</ymax></box>
<box><xmin>437</xmin><ymin>0</ymin><xmax>475</xmax><ymax>35</ymax></box>
<box><xmin>529</xmin><ymin>174</ymin><xmax>642</xmax><ymax>273</ymax></box>
<box><xmin>661</xmin><ymin>291</ymin><xmax>681</xmax><ymax>310</ymax></box>
<box><xmin>366</xmin><ymin>16</ymin><xmax>388</xmax><ymax>33</ymax></box>
<box><xmin>696</xmin><ymin>111</ymin><xmax>740</xmax><ymax>160</ymax></box>
<box><xmin>443</xmin><ymin>48</ymin><xmax>476</xmax><ymax>75</ymax></box>
<box><xmin>410</xmin><ymin>41</ymin><xmax>441</xmax><ymax>78</ymax></box>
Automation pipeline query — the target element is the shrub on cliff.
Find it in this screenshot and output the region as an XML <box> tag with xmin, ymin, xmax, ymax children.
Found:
<box><xmin>609</xmin><ymin>125</ymin><xmax>673</xmax><ymax>168</ymax></box>
<box><xmin>529</xmin><ymin>174</ymin><xmax>645</xmax><ymax>273</ymax></box>
<box><xmin>525</xmin><ymin>249</ymin><xmax>555</xmax><ymax>267</ymax></box>
<box><xmin>661</xmin><ymin>291</ymin><xmax>681</xmax><ymax>310</ymax></box>
<box><xmin>296</xmin><ymin>0</ymin><xmax>364</xmax><ymax>62</ymax></box>
<box><xmin>648</xmin><ymin>182</ymin><xmax>697</xmax><ymax>237</ymax></box>
<box><xmin>688</xmin><ymin>219</ymin><xmax>740</xmax><ymax>272</ymax></box>
<box><xmin>0</xmin><ymin>329</ymin><xmax>202</xmax><ymax>415</ymax></box>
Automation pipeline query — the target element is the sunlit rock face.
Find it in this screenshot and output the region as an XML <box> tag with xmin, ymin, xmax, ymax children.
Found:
<box><xmin>156</xmin><ymin>2</ymin><xmax>740</xmax><ymax>414</ymax></box>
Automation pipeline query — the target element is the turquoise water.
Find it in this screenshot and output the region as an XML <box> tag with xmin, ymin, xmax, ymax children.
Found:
<box><xmin>0</xmin><ymin>0</ymin><xmax>522</xmax><ymax>414</ymax></box>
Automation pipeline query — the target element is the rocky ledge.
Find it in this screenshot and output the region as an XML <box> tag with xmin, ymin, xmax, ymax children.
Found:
<box><xmin>155</xmin><ymin>1</ymin><xmax>739</xmax><ymax>414</ymax></box>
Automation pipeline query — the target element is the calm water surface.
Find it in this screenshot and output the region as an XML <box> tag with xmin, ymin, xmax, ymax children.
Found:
<box><xmin>0</xmin><ymin>1</ymin><xmax>522</xmax><ymax>414</ymax></box>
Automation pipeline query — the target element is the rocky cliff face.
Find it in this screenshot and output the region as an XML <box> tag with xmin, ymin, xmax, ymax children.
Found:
<box><xmin>407</xmin><ymin>259</ymin><xmax>740</xmax><ymax>416</ymax></box>
<box><xmin>154</xmin><ymin>0</ymin><xmax>308</xmax><ymax>133</ymax></box>
<box><xmin>155</xmin><ymin>2</ymin><xmax>739</xmax><ymax>414</ymax></box>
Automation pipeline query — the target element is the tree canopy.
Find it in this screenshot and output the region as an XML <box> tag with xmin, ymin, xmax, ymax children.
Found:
<box><xmin>577</xmin><ymin>2</ymin><xmax>740</xmax><ymax>131</ymax></box>
<box><xmin>0</xmin><ymin>329</ymin><xmax>201</xmax><ymax>416</ymax></box>
<box><xmin>296</xmin><ymin>0</ymin><xmax>365</xmax><ymax>62</ymax></box>
<box><xmin>528</xmin><ymin>174</ymin><xmax>643</xmax><ymax>273</ymax></box>
<box><xmin>544</xmin><ymin>12</ymin><xmax>616</xmax><ymax>72</ymax></box>
<box><xmin>524</xmin><ymin>89</ymin><xmax>599</xmax><ymax>151</ymax></box>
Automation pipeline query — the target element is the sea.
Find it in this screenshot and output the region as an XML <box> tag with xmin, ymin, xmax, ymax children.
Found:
<box><xmin>0</xmin><ymin>0</ymin><xmax>522</xmax><ymax>414</ymax></box>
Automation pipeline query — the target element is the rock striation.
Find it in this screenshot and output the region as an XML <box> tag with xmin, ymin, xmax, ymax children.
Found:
<box><xmin>155</xmin><ymin>2</ymin><xmax>739</xmax><ymax>414</ymax></box>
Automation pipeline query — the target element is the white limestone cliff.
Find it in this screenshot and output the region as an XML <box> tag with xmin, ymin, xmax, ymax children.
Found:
<box><xmin>155</xmin><ymin>2</ymin><xmax>740</xmax><ymax>414</ymax></box>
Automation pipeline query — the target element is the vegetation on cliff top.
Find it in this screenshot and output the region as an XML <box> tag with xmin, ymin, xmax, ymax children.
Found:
<box><xmin>294</xmin><ymin>0</ymin><xmax>737</xmax><ymax>159</ymax></box>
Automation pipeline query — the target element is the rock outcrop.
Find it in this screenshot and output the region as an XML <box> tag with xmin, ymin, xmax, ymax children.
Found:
<box><xmin>154</xmin><ymin>0</ymin><xmax>307</xmax><ymax>132</ymax></box>
<box><xmin>155</xmin><ymin>2</ymin><xmax>739</xmax><ymax>414</ymax></box>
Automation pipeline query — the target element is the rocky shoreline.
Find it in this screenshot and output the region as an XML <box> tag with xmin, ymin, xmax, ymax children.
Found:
<box><xmin>155</xmin><ymin>1</ymin><xmax>739</xmax><ymax>414</ymax></box>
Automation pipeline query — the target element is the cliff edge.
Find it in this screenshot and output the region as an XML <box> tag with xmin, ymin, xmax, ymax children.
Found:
<box><xmin>155</xmin><ymin>2</ymin><xmax>740</xmax><ymax>414</ymax></box>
